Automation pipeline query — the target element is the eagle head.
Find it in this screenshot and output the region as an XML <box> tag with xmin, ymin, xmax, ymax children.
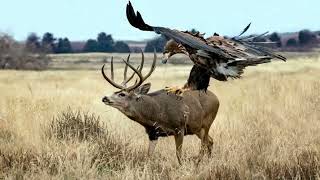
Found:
<box><xmin>162</xmin><ymin>39</ymin><xmax>187</xmax><ymax>64</ymax></box>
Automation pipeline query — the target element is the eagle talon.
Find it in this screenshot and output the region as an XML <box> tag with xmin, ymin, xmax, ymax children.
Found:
<box><xmin>164</xmin><ymin>87</ymin><xmax>189</xmax><ymax>98</ymax></box>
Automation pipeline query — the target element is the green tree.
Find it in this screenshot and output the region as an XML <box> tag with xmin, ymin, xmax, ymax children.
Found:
<box><xmin>55</xmin><ymin>38</ymin><xmax>73</xmax><ymax>53</ymax></box>
<box><xmin>145</xmin><ymin>35</ymin><xmax>168</xmax><ymax>52</ymax></box>
<box><xmin>113</xmin><ymin>41</ymin><xmax>130</xmax><ymax>53</ymax></box>
<box><xmin>41</xmin><ymin>32</ymin><xmax>56</xmax><ymax>53</ymax></box>
<box><xmin>269</xmin><ymin>32</ymin><xmax>282</xmax><ymax>47</ymax></box>
<box><xmin>298</xmin><ymin>30</ymin><xmax>317</xmax><ymax>45</ymax></box>
<box><xmin>26</xmin><ymin>33</ymin><xmax>41</xmax><ymax>53</ymax></box>
<box><xmin>97</xmin><ymin>32</ymin><xmax>114</xmax><ymax>52</ymax></box>
<box><xmin>286</xmin><ymin>38</ymin><xmax>298</xmax><ymax>47</ymax></box>
<box><xmin>83</xmin><ymin>39</ymin><xmax>99</xmax><ymax>52</ymax></box>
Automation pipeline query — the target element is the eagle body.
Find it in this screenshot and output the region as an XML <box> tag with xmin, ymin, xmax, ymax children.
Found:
<box><xmin>126</xmin><ymin>1</ymin><xmax>286</xmax><ymax>91</ymax></box>
<box><xmin>185</xmin><ymin>65</ymin><xmax>211</xmax><ymax>91</ymax></box>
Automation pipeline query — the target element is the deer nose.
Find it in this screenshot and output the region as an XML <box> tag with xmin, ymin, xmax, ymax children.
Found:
<box><xmin>102</xmin><ymin>97</ymin><xmax>109</xmax><ymax>103</ymax></box>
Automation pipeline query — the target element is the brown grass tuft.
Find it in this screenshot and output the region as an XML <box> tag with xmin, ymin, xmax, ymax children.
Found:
<box><xmin>46</xmin><ymin>108</ymin><xmax>106</xmax><ymax>141</ymax></box>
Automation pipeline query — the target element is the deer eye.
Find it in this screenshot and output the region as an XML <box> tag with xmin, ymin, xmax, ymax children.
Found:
<box><xmin>118</xmin><ymin>93</ymin><xmax>126</xmax><ymax>97</ymax></box>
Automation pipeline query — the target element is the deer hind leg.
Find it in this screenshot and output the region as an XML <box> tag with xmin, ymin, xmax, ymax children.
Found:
<box><xmin>196</xmin><ymin>128</ymin><xmax>207</xmax><ymax>162</ymax></box>
<box><xmin>206</xmin><ymin>134</ymin><xmax>214</xmax><ymax>156</ymax></box>
<box><xmin>174</xmin><ymin>129</ymin><xmax>184</xmax><ymax>165</ymax></box>
<box><xmin>205</xmin><ymin>114</ymin><xmax>217</xmax><ymax>156</ymax></box>
<box><xmin>202</xmin><ymin>127</ymin><xmax>214</xmax><ymax>157</ymax></box>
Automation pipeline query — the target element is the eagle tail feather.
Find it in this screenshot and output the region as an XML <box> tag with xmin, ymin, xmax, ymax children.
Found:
<box><xmin>126</xmin><ymin>1</ymin><xmax>154</xmax><ymax>31</ymax></box>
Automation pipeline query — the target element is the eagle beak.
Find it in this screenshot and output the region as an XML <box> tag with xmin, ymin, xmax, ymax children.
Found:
<box><xmin>162</xmin><ymin>53</ymin><xmax>170</xmax><ymax>64</ymax></box>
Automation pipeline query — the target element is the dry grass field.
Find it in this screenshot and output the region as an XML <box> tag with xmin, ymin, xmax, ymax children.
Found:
<box><xmin>0</xmin><ymin>53</ymin><xmax>320</xmax><ymax>179</ymax></box>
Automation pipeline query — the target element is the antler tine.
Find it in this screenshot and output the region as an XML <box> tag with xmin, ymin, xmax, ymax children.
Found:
<box><xmin>122</xmin><ymin>49</ymin><xmax>144</xmax><ymax>86</ymax></box>
<box><xmin>102</xmin><ymin>51</ymin><xmax>157</xmax><ymax>91</ymax></box>
<box><xmin>101</xmin><ymin>63</ymin><xmax>125</xmax><ymax>90</ymax></box>
<box><xmin>121</xmin><ymin>58</ymin><xmax>144</xmax><ymax>91</ymax></box>
<box><xmin>126</xmin><ymin>50</ymin><xmax>157</xmax><ymax>91</ymax></box>
<box><xmin>123</xmin><ymin>65</ymin><xmax>140</xmax><ymax>85</ymax></box>
<box><xmin>121</xmin><ymin>54</ymin><xmax>131</xmax><ymax>87</ymax></box>
<box><xmin>121</xmin><ymin>54</ymin><xmax>142</xmax><ymax>87</ymax></box>
<box><xmin>111</xmin><ymin>57</ymin><xmax>114</xmax><ymax>80</ymax></box>
<box><xmin>141</xmin><ymin>50</ymin><xmax>157</xmax><ymax>81</ymax></box>
<box><xmin>123</xmin><ymin>54</ymin><xmax>130</xmax><ymax>82</ymax></box>
<box><xmin>139</xmin><ymin>49</ymin><xmax>144</xmax><ymax>73</ymax></box>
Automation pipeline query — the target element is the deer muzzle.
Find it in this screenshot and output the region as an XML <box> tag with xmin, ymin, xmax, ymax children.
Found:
<box><xmin>102</xmin><ymin>96</ymin><xmax>111</xmax><ymax>104</ymax></box>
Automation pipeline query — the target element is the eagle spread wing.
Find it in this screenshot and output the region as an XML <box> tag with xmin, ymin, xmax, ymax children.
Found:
<box><xmin>126</xmin><ymin>2</ymin><xmax>230</xmax><ymax>57</ymax></box>
<box><xmin>126</xmin><ymin>1</ymin><xmax>286</xmax><ymax>91</ymax></box>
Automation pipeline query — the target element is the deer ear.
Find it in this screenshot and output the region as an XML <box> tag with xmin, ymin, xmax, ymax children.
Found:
<box><xmin>136</xmin><ymin>83</ymin><xmax>151</xmax><ymax>94</ymax></box>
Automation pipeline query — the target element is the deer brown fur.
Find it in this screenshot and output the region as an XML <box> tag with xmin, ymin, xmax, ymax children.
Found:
<box><xmin>101</xmin><ymin>52</ymin><xmax>219</xmax><ymax>164</ymax></box>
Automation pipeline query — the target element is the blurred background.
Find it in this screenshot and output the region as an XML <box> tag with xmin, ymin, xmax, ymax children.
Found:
<box><xmin>1</xmin><ymin>1</ymin><xmax>320</xmax><ymax>179</ymax></box>
<box><xmin>0</xmin><ymin>0</ymin><xmax>319</xmax><ymax>70</ymax></box>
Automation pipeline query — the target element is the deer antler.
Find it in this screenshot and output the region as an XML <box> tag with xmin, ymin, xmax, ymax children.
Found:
<box><xmin>101</xmin><ymin>51</ymin><xmax>157</xmax><ymax>91</ymax></box>
<box><xmin>101</xmin><ymin>57</ymin><xmax>125</xmax><ymax>90</ymax></box>
<box><xmin>121</xmin><ymin>49</ymin><xmax>146</xmax><ymax>87</ymax></box>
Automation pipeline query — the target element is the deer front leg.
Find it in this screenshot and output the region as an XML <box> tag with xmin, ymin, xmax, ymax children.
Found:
<box><xmin>146</xmin><ymin>127</ymin><xmax>159</xmax><ymax>156</ymax></box>
<box><xmin>174</xmin><ymin>129</ymin><xmax>184</xmax><ymax>165</ymax></box>
<box><xmin>148</xmin><ymin>140</ymin><xmax>158</xmax><ymax>156</ymax></box>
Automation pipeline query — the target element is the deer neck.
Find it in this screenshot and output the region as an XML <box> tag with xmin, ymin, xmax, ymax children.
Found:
<box><xmin>125</xmin><ymin>95</ymin><xmax>161</xmax><ymax>127</ymax></box>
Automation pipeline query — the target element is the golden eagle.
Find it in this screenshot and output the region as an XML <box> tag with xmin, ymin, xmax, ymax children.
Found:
<box><xmin>126</xmin><ymin>1</ymin><xmax>286</xmax><ymax>92</ymax></box>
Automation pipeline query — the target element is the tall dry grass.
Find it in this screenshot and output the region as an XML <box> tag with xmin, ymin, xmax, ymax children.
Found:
<box><xmin>0</xmin><ymin>54</ymin><xmax>319</xmax><ymax>179</ymax></box>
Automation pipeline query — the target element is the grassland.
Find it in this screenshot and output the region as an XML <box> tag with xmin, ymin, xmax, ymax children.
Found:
<box><xmin>0</xmin><ymin>53</ymin><xmax>320</xmax><ymax>179</ymax></box>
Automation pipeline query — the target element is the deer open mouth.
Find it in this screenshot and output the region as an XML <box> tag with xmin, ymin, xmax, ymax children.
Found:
<box><xmin>106</xmin><ymin>102</ymin><xmax>114</xmax><ymax>105</ymax></box>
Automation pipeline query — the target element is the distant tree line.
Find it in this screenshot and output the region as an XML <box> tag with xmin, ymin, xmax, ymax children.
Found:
<box><xmin>282</xmin><ymin>30</ymin><xmax>319</xmax><ymax>50</ymax></box>
<box><xmin>143</xmin><ymin>29</ymin><xmax>319</xmax><ymax>52</ymax></box>
<box><xmin>251</xmin><ymin>30</ymin><xmax>319</xmax><ymax>50</ymax></box>
<box><xmin>21</xmin><ymin>28</ymin><xmax>320</xmax><ymax>54</ymax></box>
<box><xmin>25</xmin><ymin>32</ymin><xmax>131</xmax><ymax>54</ymax></box>
<box><xmin>144</xmin><ymin>35</ymin><xmax>168</xmax><ymax>52</ymax></box>
<box><xmin>25</xmin><ymin>32</ymin><xmax>73</xmax><ymax>54</ymax></box>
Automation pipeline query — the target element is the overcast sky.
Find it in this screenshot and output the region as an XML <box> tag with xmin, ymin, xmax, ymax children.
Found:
<box><xmin>0</xmin><ymin>0</ymin><xmax>319</xmax><ymax>41</ymax></box>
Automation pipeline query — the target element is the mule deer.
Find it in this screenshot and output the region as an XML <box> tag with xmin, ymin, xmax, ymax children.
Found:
<box><xmin>101</xmin><ymin>52</ymin><xmax>219</xmax><ymax>164</ymax></box>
